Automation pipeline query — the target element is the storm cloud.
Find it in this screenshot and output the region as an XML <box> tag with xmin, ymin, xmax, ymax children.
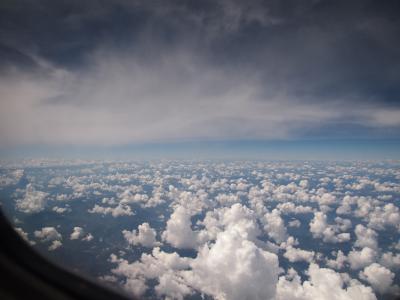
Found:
<box><xmin>1</xmin><ymin>0</ymin><xmax>400</xmax><ymax>147</ymax></box>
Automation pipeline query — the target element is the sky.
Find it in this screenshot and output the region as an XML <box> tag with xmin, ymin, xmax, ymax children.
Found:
<box><xmin>0</xmin><ymin>0</ymin><xmax>400</xmax><ymax>159</ymax></box>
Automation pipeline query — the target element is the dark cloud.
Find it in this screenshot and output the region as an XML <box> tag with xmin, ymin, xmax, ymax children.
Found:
<box><xmin>0</xmin><ymin>43</ymin><xmax>39</xmax><ymax>72</ymax></box>
<box><xmin>0</xmin><ymin>0</ymin><xmax>400</xmax><ymax>147</ymax></box>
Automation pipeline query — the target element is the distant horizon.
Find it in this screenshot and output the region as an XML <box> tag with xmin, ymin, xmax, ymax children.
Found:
<box><xmin>1</xmin><ymin>138</ymin><xmax>400</xmax><ymax>161</ymax></box>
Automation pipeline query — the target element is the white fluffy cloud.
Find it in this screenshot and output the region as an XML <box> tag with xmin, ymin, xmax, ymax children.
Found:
<box><xmin>218</xmin><ymin>203</ymin><xmax>261</xmax><ymax>241</ymax></box>
<box><xmin>367</xmin><ymin>203</ymin><xmax>400</xmax><ymax>231</ymax></box>
<box><xmin>15</xmin><ymin>184</ymin><xmax>48</xmax><ymax>213</ymax></box>
<box><xmin>70</xmin><ymin>227</ymin><xmax>84</xmax><ymax>240</ymax></box>
<box><xmin>263</xmin><ymin>209</ymin><xmax>288</xmax><ymax>244</ymax></box>
<box><xmin>284</xmin><ymin>246</ymin><xmax>315</xmax><ymax>263</ymax></box>
<box><xmin>348</xmin><ymin>247</ymin><xmax>377</xmax><ymax>270</ymax></box>
<box><xmin>215</xmin><ymin>193</ymin><xmax>240</xmax><ymax>206</ymax></box>
<box><xmin>288</xmin><ymin>219</ymin><xmax>301</xmax><ymax>228</ymax></box>
<box><xmin>313</xmin><ymin>192</ymin><xmax>336</xmax><ymax>207</ymax></box>
<box><xmin>196</xmin><ymin>203</ymin><xmax>263</xmax><ymax>247</ymax></box>
<box><xmin>110</xmin><ymin>247</ymin><xmax>192</xmax><ymax>299</ymax></box>
<box><xmin>49</xmin><ymin>240</ymin><xmax>62</xmax><ymax>251</ymax></box>
<box><xmin>34</xmin><ymin>227</ymin><xmax>62</xmax><ymax>251</ymax></box>
<box><xmin>118</xmin><ymin>189</ymin><xmax>165</xmax><ymax>208</ymax></box>
<box><xmin>162</xmin><ymin>206</ymin><xmax>198</xmax><ymax>249</ymax></box>
<box><xmin>155</xmin><ymin>273</ymin><xmax>192</xmax><ymax>300</ymax></box>
<box><xmin>309</xmin><ymin>212</ymin><xmax>329</xmax><ymax>238</ymax></box>
<box><xmin>110</xmin><ymin>203</ymin><xmax>280</xmax><ymax>300</ymax></box>
<box><xmin>124</xmin><ymin>278</ymin><xmax>147</xmax><ymax>298</ymax></box>
<box><xmin>309</xmin><ymin>212</ymin><xmax>350</xmax><ymax>243</ymax></box>
<box><xmin>354</xmin><ymin>225</ymin><xmax>378</xmax><ymax>250</ymax></box>
<box><xmin>277</xmin><ymin>202</ymin><xmax>314</xmax><ymax>215</ymax></box>
<box><xmin>69</xmin><ymin>226</ymin><xmax>93</xmax><ymax>241</ymax></box>
<box><xmin>0</xmin><ymin>169</ymin><xmax>24</xmax><ymax>187</ymax></box>
<box><xmin>326</xmin><ymin>250</ymin><xmax>347</xmax><ymax>270</ymax></box>
<box><xmin>336</xmin><ymin>195</ymin><xmax>355</xmax><ymax>215</ymax></box>
<box><xmin>82</xmin><ymin>233</ymin><xmax>94</xmax><ymax>241</ymax></box>
<box><xmin>52</xmin><ymin>206</ymin><xmax>71</xmax><ymax>214</ymax></box>
<box><xmin>276</xmin><ymin>264</ymin><xmax>377</xmax><ymax>300</ymax></box>
<box><xmin>123</xmin><ymin>222</ymin><xmax>161</xmax><ymax>248</ymax></box>
<box><xmin>299</xmin><ymin>179</ymin><xmax>309</xmax><ymax>189</ymax></box>
<box><xmin>88</xmin><ymin>203</ymin><xmax>134</xmax><ymax>217</ymax></box>
<box><xmin>14</xmin><ymin>227</ymin><xmax>36</xmax><ymax>245</ymax></box>
<box><xmin>34</xmin><ymin>226</ymin><xmax>62</xmax><ymax>241</ymax></box>
<box><xmin>379</xmin><ymin>252</ymin><xmax>400</xmax><ymax>270</ymax></box>
<box><xmin>186</xmin><ymin>227</ymin><xmax>280</xmax><ymax>300</ymax></box>
<box><xmin>359</xmin><ymin>263</ymin><xmax>395</xmax><ymax>294</ymax></box>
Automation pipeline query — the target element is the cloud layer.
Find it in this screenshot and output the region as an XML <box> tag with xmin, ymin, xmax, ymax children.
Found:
<box><xmin>1</xmin><ymin>0</ymin><xmax>400</xmax><ymax>147</ymax></box>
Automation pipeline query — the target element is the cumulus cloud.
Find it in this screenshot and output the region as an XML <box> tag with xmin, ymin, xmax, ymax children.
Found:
<box><xmin>195</xmin><ymin>203</ymin><xmax>263</xmax><ymax>248</ymax></box>
<box><xmin>49</xmin><ymin>240</ymin><xmax>62</xmax><ymax>251</ymax></box>
<box><xmin>288</xmin><ymin>219</ymin><xmax>301</xmax><ymax>228</ymax></box>
<box><xmin>70</xmin><ymin>227</ymin><xmax>84</xmax><ymax>240</ymax></box>
<box><xmin>88</xmin><ymin>203</ymin><xmax>134</xmax><ymax>217</ymax></box>
<box><xmin>34</xmin><ymin>227</ymin><xmax>62</xmax><ymax>251</ymax></box>
<box><xmin>52</xmin><ymin>206</ymin><xmax>71</xmax><ymax>214</ymax></box>
<box><xmin>168</xmin><ymin>188</ymin><xmax>210</xmax><ymax>215</ymax></box>
<box><xmin>379</xmin><ymin>252</ymin><xmax>400</xmax><ymax>270</ymax></box>
<box><xmin>215</xmin><ymin>193</ymin><xmax>240</xmax><ymax>206</ymax></box>
<box><xmin>277</xmin><ymin>202</ymin><xmax>313</xmax><ymax>215</ymax></box>
<box><xmin>119</xmin><ymin>190</ymin><xmax>149</xmax><ymax>205</ymax></box>
<box><xmin>162</xmin><ymin>206</ymin><xmax>198</xmax><ymax>249</ymax></box>
<box><xmin>123</xmin><ymin>223</ymin><xmax>161</xmax><ymax>248</ymax></box>
<box><xmin>186</xmin><ymin>227</ymin><xmax>280</xmax><ymax>300</ymax></box>
<box><xmin>124</xmin><ymin>278</ymin><xmax>147</xmax><ymax>298</ymax></box>
<box><xmin>110</xmin><ymin>247</ymin><xmax>192</xmax><ymax>299</ymax></box>
<box><xmin>299</xmin><ymin>179</ymin><xmax>309</xmax><ymax>189</ymax></box>
<box><xmin>110</xmin><ymin>202</ymin><xmax>279</xmax><ymax>300</ymax></box>
<box><xmin>82</xmin><ymin>233</ymin><xmax>94</xmax><ymax>242</ymax></box>
<box><xmin>263</xmin><ymin>209</ymin><xmax>288</xmax><ymax>244</ymax></box>
<box><xmin>359</xmin><ymin>263</ymin><xmax>395</xmax><ymax>294</ymax></box>
<box><xmin>284</xmin><ymin>246</ymin><xmax>315</xmax><ymax>263</ymax></box>
<box><xmin>309</xmin><ymin>212</ymin><xmax>329</xmax><ymax>238</ymax></box>
<box><xmin>155</xmin><ymin>273</ymin><xmax>192</xmax><ymax>300</ymax></box>
<box><xmin>70</xmin><ymin>226</ymin><xmax>92</xmax><ymax>241</ymax></box>
<box><xmin>15</xmin><ymin>184</ymin><xmax>48</xmax><ymax>213</ymax></box>
<box><xmin>218</xmin><ymin>203</ymin><xmax>261</xmax><ymax>241</ymax></box>
<box><xmin>367</xmin><ymin>203</ymin><xmax>400</xmax><ymax>231</ymax></box>
<box><xmin>14</xmin><ymin>227</ymin><xmax>36</xmax><ymax>245</ymax></box>
<box><xmin>348</xmin><ymin>247</ymin><xmax>377</xmax><ymax>270</ymax></box>
<box><xmin>313</xmin><ymin>192</ymin><xmax>336</xmax><ymax>207</ymax></box>
<box><xmin>34</xmin><ymin>227</ymin><xmax>62</xmax><ymax>241</ymax></box>
<box><xmin>0</xmin><ymin>169</ymin><xmax>24</xmax><ymax>187</ymax></box>
<box><xmin>354</xmin><ymin>224</ymin><xmax>378</xmax><ymax>250</ymax></box>
<box><xmin>276</xmin><ymin>264</ymin><xmax>377</xmax><ymax>300</ymax></box>
<box><xmin>309</xmin><ymin>212</ymin><xmax>350</xmax><ymax>243</ymax></box>
<box><xmin>326</xmin><ymin>250</ymin><xmax>347</xmax><ymax>270</ymax></box>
